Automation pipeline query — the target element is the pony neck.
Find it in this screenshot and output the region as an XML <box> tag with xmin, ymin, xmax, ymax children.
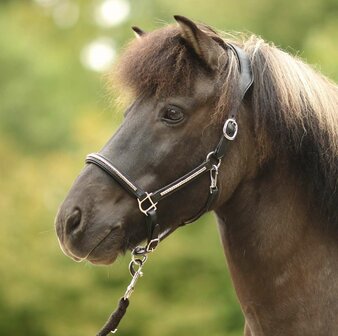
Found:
<box><xmin>215</xmin><ymin>159</ymin><xmax>338</xmax><ymax>335</ymax></box>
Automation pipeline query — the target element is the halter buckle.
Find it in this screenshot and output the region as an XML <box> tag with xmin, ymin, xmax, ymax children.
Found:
<box><xmin>146</xmin><ymin>238</ymin><xmax>160</xmax><ymax>252</ymax></box>
<box><xmin>138</xmin><ymin>192</ymin><xmax>158</xmax><ymax>215</ymax></box>
<box><xmin>223</xmin><ymin>118</ymin><xmax>238</xmax><ymax>140</ymax></box>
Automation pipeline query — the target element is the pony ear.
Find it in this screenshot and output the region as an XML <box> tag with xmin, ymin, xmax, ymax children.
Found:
<box><xmin>174</xmin><ymin>15</ymin><xmax>222</xmax><ymax>70</ymax></box>
<box><xmin>132</xmin><ymin>26</ymin><xmax>146</xmax><ymax>39</ymax></box>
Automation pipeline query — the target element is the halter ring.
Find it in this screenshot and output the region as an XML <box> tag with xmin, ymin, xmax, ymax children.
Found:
<box><xmin>206</xmin><ymin>151</ymin><xmax>221</xmax><ymax>169</ymax></box>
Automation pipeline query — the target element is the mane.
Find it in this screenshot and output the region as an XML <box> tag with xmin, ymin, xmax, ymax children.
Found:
<box><xmin>114</xmin><ymin>24</ymin><xmax>338</xmax><ymax>225</ymax></box>
<box><xmin>243</xmin><ymin>36</ymin><xmax>338</xmax><ymax>225</ymax></box>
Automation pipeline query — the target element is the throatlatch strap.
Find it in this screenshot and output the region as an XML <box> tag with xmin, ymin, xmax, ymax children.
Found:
<box><xmin>215</xmin><ymin>44</ymin><xmax>254</xmax><ymax>160</ymax></box>
<box><xmin>227</xmin><ymin>44</ymin><xmax>254</xmax><ymax>98</ymax></box>
<box><xmin>184</xmin><ymin>186</ymin><xmax>218</xmax><ymax>224</ymax></box>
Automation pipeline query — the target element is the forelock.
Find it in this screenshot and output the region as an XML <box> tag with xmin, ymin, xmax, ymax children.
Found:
<box><xmin>115</xmin><ymin>25</ymin><xmax>214</xmax><ymax>99</ymax></box>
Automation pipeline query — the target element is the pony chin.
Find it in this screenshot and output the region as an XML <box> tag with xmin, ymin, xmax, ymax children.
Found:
<box><xmin>57</xmin><ymin>233</ymin><xmax>121</xmax><ymax>265</ymax></box>
<box><xmin>85</xmin><ymin>230</ymin><xmax>124</xmax><ymax>265</ymax></box>
<box><xmin>86</xmin><ymin>251</ymin><xmax>120</xmax><ymax>265</ymax></box>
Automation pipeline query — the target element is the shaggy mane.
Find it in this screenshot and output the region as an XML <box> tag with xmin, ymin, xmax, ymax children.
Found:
<box><xmin>114</xmin><ymin>24</ymin><xmax>338</xmax><ymax>224</ymax></box>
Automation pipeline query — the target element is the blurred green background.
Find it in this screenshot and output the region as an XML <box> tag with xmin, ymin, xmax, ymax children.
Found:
<box><xmin>0</xmin><ymin>0</ymin><xmax>337</xmax><ymax>335</ymax></box>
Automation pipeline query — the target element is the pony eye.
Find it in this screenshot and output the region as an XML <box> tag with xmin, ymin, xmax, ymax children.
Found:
<box><xmin>162</xmin><ymin>106</ymin><xmax>184</xmax><ymax>124</ymax></box>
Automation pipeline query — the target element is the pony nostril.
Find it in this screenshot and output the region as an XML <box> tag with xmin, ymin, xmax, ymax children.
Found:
<box><xmin>65</xmin><ymin>208</ymin><xmax>82</xmax><ymax>235</ymax></box>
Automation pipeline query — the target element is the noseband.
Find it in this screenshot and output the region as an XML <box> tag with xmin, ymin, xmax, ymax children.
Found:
<box><xmin>85</xmin><ymin>44</ymin><xmax>253</xmax><ymax>335</ymax></box>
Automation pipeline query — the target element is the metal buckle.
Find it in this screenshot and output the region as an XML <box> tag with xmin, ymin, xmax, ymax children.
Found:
<box><xmin>146</xmin><ymin>238</ymin><xmax>160</xmax><ymax>252</ymax></box>
<box><xmin>223</xmin><ymin>118</ymin><xmax>238</xmax><ymax>140</ymax></box>
<box><xmin>137</xmin><ymin>192</ymin><xmax>157</xmax><ymax>215</ymax></box>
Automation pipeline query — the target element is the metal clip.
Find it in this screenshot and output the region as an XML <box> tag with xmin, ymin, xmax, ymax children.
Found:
<box><xmin>210</xmin><ymin>164</ymin><xmax>219</xmax><ymax>193</ymax></box>
<box><xmin>129</xmin><ymin>255</ymin><xmax>146</xmax><ymax>276</ymax></box>
<box><xmin>124</xmin><ymin>267</ymin><xmax>143</xmax><ymax>300</ymax></box>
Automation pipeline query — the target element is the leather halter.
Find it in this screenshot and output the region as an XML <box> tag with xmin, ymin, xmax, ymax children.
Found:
<box><xmin>85</xmin><ymin>44</ymin><xmax>253</xmax><ymax>250</ymax></box>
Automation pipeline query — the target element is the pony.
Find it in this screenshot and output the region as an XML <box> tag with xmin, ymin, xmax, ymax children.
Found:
<box><xmin>55</xmin><ymin>16</ymin><xmax>338</xmax><ymax>335</ymax></box>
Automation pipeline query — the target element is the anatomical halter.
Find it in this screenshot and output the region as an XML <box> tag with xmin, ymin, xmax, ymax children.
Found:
<box><xmin>85</xmin><ymin>44</ymin><xmax>253</xmax><ymax>336</ymax></box>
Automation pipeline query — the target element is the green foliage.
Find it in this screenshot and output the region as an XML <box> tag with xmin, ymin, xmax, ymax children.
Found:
<box><xmin>0</xmin><ymin>0</ymin><xmax>337</xmax><ymax>335</ymax></box>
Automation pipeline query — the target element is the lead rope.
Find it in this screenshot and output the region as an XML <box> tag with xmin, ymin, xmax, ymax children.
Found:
<box><xmin>96</xmin><ymin>239</ymin><xmax>159</xmax><ymax>336</ymax></box>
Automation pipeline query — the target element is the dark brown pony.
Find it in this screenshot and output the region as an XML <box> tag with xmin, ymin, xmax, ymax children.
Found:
<box><xmin>55</xmin><ymin>16</ymin><xmax>338</xmax><ymax>335</ymax></box>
